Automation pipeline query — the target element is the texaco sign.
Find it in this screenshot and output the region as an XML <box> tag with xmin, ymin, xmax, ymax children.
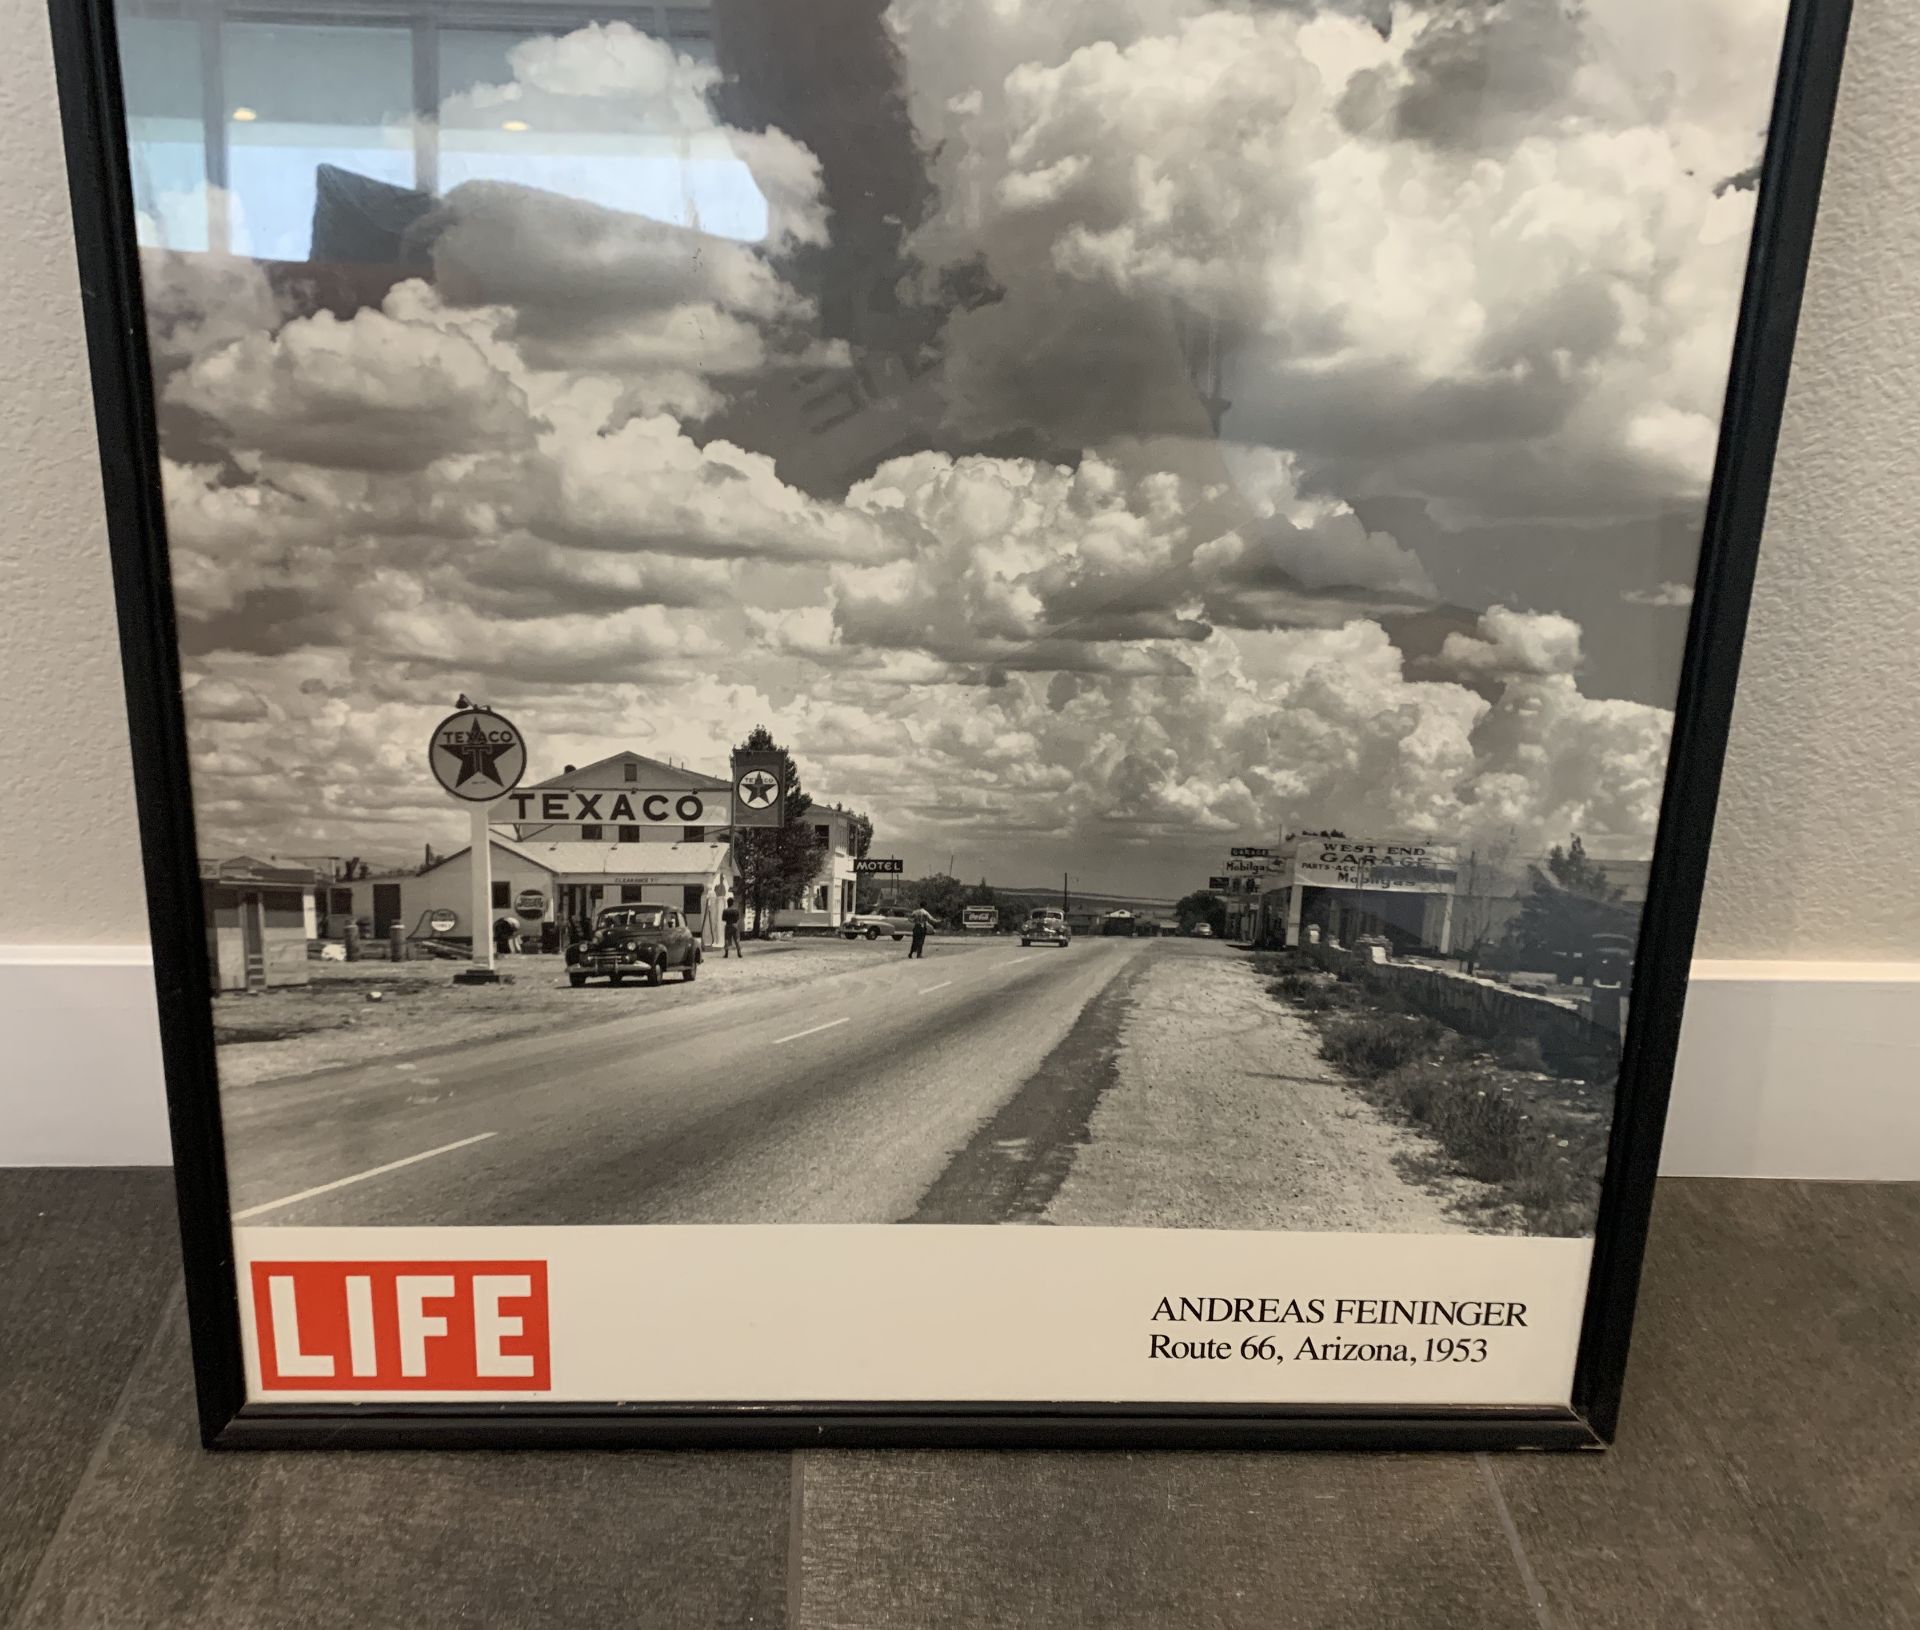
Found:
<box><xmin>428</xmin><ymin>707</ymin><xmax>527</xmax><ymax>803</ymax></box>
<box><xmin>489</xmin><ymin>788</ymin><xmax>727</xmax><ymax>826</ymax></box>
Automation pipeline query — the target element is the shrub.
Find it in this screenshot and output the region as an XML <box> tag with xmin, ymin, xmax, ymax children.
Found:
<box><xmin>1319</xmin><ymin>1016</ymin><xmax>1446</xmax><ymax>1078</ymax></box>
<box><xmin>1495</xmin><ymin>1033</ymin><xmax>1547</xmax><ymax>1073</ymax></box>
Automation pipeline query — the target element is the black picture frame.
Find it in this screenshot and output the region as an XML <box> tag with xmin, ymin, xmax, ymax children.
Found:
<box><xmin>47</xmin><ymin>0</ymin><xmax>1853</xmax><ymax>1451</ymax></box>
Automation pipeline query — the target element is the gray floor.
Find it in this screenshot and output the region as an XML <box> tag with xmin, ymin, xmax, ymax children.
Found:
<box><xmin>2</xmin><ymin>1175</ymin><xmax>1915</xmax><ymax>1629</ymax></box>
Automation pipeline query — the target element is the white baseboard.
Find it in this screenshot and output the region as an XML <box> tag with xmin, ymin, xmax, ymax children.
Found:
<box><xmin>1662</xmin><ymin>961</ymin><xmax>1920</xmax><ymax>1181</ymax></box>
<box><xmin>0</xmin><ymin>946</ymin><xmax>172</xmax><ymax>1166</ymax></box>
<box><xmin>2</xmin><ymin>948</ymin><xmax>1915</xmax><ymax>1177</ymax></box>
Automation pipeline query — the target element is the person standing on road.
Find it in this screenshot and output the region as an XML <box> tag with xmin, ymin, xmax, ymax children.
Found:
<box><xmin>907</xmin><ymin>905</ymin><xmax>934</xmax><ymax>959</ymax></box>
<box><xmin>722</xmin><ymin>896</ymin><xmax>744</xmax><ymax>958</ymax></box>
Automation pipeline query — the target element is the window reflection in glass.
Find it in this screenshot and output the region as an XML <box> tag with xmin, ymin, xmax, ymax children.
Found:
<box><xmin>437</xmin><ymin>20</ymin><xmax>765</xmax><ymax>243</ymax></box>
<box><xmin>223</xmin><ymin>21</ymin><xmax>414</xmax><ymax>262</ymax></box>
<box><xmin>112</xmin><ymin>5</ymin><xmax>746</xmax><ymax>259</ymax></box>
<box><xmin>121</xmin><ymin>16</ymin><xmax>208</xmax><ymax>251</ymax></box>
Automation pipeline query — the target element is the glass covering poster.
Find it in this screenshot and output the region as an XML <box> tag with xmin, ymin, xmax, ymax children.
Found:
<box><xmin>59</xmin><ymin>0</ymin><xmax>1844</xmax><ymax>1442</ymax></box>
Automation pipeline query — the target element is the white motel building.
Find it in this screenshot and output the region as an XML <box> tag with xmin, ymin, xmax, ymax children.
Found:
<box><xmin>340</xmin><ymin>752</ymin><xmax>862</xmax><ymax>949</ymax></box>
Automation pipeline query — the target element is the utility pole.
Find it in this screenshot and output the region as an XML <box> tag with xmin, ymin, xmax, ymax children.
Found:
<box><xmin>1063</xmin><ymin>871</ymin><xmax>1070</xmax><ymax>914</ymax></box>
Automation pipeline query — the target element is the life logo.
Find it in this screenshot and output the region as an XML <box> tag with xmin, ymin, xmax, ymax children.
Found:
<box><xmin>250</xmin><ymin>1260</ymin><xmax>551</xmax><ymax>1391</ymax></box>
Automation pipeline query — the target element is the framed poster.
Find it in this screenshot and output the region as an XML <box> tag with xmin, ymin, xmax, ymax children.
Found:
<box><xmin>50</xmin><ymin>0</ymin><xmax>1849</xmax><ymax>1449</ymax></box>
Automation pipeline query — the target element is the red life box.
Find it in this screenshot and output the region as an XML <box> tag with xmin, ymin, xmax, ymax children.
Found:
<box><xmin>251</xmin><ymin>1260</ymin><xmax>551</xmax><ymax>1391</ymax></box>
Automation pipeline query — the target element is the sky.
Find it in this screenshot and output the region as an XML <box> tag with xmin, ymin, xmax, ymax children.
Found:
<box><xmin>137</xmin><ymin>0</ymin><xmax>1791</xmax><ymax>897</ymax></box>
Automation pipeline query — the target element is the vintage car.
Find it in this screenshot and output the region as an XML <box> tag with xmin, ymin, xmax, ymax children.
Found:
<box><xmin>840</xmin><ymin>912</ymin><xmax>909</xmax><ymax>941</ymax></box>
<box><xmin>565</xmin><ymin>904</ymin><xmax>701</xmax><ymax>987</ymax></box>
<box><xmin>1021</xmin><ymin>907</ymin><xmax>1071</xmax><ymax>948</ymax></box>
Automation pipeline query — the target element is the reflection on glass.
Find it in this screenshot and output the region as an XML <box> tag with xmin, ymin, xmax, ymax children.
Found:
<box><xmin>437</xmin><ymin>22</ymin><xmax>765</xmax><ymax>243</ymax></box>
<box><xmin>121</xmin><ymin>16</ymin><xmax>207</xmax><ymax>251</ymax></box>
<box><xmin>223</xmin><ymin>21</ymin><xmax>414</xmax><ymax>261</ymax></box>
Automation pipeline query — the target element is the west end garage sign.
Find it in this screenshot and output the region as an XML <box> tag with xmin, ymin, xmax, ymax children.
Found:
<box><xmin>1291</xmin><ymin>836</ymin><xmax>1460</xmax><ymax>894</ymax></box>
<box><xmin>488</xmin><ymin>788</ymin><xmax>729</xmax><ymax>828</ymax></box>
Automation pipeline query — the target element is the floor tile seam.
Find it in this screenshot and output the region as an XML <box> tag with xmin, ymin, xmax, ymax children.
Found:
<box><xmin>7</xmin><ymin>1277</ymin><xmax>183</xmax><ymax>1630</ymax></box>
<box><xmin>1477</xmin><ymin>1451</ymin><xmax>1559</xmax><ymax>1630</ymax></box>
<box><xmin>785</xmin><ymin>1449</ymin><xmax>807</xmax><ymax>1630</ymax></box>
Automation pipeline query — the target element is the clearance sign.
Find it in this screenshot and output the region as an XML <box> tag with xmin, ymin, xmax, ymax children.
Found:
<box><xmin>488</xmin><ymin>788</ymin><xmax>728</xmax><ymax>828</ymax></box>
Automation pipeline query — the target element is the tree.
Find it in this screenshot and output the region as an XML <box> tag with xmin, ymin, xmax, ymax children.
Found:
<box><xmin>730</xmin><ymin>725</ymin><xmax>817</xmax><ymax>935</ymax></box>
<box><xmin>910</xmin><ymin>872</ymin><xmax>968</xmax><ymax>928</ymax></box>
<box><xmin>843</xmin><ymin>808</ymin><xmax>874</xmax><ymax>861</ymax></box>
<box><xmin>1501</xmin><ymin>835</ymin><xmax>1635</xmax><ymax>969</ymax></box>
<box><xmin>1174</xmin><ymin>889</ymin><xmax>1228</xmax><ymax>938</ymax></box>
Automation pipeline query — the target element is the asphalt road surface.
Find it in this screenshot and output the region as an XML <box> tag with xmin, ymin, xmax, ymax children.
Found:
<box><xmin>222</xmin><ymin>936</ymin><xmax>1225</xmax><ymax>1227</ymax></box>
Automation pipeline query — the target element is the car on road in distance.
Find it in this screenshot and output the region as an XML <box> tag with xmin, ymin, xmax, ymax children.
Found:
<box><xmin>566</xmin><ymin>904</ymin><xmax>701</xmax><ymax>987</ymax></box>
<box><xmin>1022</xmin><ymin>908</ymin><xmax>1072</xmax><ymax>947</ymax></box>
<box><xmin>841</xmin><ymin>912</ymin><xmax>908</xmax><ymax>940</ymax></box>
<box><xmin>1190</xmin><ymin>922</ymin><xmax>1214</xmax><ymax>938</ymax></box>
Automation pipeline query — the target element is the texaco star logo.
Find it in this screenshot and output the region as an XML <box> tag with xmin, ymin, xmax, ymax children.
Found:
<box><xmin>448</xmin><ymin>719</ymin><xmax>512</xmax><ymax>789</ymax></box>
<box><xmin>737</xmin><ymin>768</ymin><xmax>779</xmax><ymax>810</ymax></box>
<box><xmin>428</xmin><ymin>706</ymin><xmax>527</xmax><ymax>803</ymax></box>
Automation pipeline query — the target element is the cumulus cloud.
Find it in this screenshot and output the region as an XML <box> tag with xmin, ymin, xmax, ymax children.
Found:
<box><xmin>167</xmin><ymin>303</ymin><xmax>536</xmax><ymax>471</ymax></box>
<box><xmin>416</xmin><ymin>23</ymin><xmax>836</xmax><ymax>420</ymax></box>
<box><xmin>153</xmin><ymin>2</ymin><xmax>1743</xmax><ymax>883</ymax></box>
<box><xmin>1433</xmin><ymin>606</ymin><xmax>1584</xmax><ymax>680</ymax></box>
<box><xmin>182</xmin><ymin>675</ymin><xmax>269</xmax><ymax>725</ymax></box>
<box><xmin>888</xmin><ymin>0</ymin><xmax>1785</xmax><ymax>521</ymax></box>
<box><xmin>140</xmin><ymin>248</ymin><xmax>282</xmax><ymax>371</ymax></box>
<box><xmin>752</xmin><ymin>445</ymin><xmax>1440</xmax><ymax>683</ymax></box>
<box><xmin>552</xmin><ymin>414</ymin><xmax>902</xmax><ymax>564</ymax></box>
<box><xmin>1623</xmin><ymin>580</ymin><xmax>1695</xmax><ymax>608</ymax></box>
<box><xmin>436</xmin><ymin>23</ymin><xmax>831</xmax><ymax>248</ymax></box>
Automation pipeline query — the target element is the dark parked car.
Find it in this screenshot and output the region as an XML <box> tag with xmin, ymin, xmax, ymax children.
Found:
<box><xmin>566</xmin><ymin>904</ymin><xmax>701</xmax><ymax>988</ymax></box>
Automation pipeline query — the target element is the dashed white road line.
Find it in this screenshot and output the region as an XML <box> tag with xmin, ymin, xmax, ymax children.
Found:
<box><xmin>773</xmin><ymin>1016</ymin><xmax>851</xmax><ymax>1045</ymax></box>
<box><xmin>919</xmin><ymin>981</ymin><xmax>953</xmax><ymax>995</ymax></box>
<box><xmin>1002</xmin><ymin>955</ymin><xmax>1038</xmax><ymax>967</ymax></box>
<box><xmin>233</xmin><ymin>1132</ymin><xmax>498</xmax><ymax>1220</ymax></box>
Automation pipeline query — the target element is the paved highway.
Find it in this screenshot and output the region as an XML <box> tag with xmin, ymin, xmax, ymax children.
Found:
<box><xmin>222</xmin><ymin>935</ymin><xmax>1172</xmax><ymax>1227</ymax></box>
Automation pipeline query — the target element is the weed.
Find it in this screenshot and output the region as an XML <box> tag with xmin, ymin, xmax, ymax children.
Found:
<box><xmin>1494</xmin><ymin>1033</ymin><xmax>1547</xmax><ymax>1073</ymax></box>
<box><xmin>1318</xmin><ymin>1015</ymin><xmax>1450</xmax><ymax>1078</ymax></box>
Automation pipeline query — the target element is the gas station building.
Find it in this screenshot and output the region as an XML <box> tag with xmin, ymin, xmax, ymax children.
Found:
<box><xmin>344</xmin><ymin>750</ymin><xmax>861</xmax><ymax>948</ymax></box>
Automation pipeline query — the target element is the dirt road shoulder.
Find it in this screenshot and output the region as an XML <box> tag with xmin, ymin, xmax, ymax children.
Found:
<box><xmin>1044</xmin><ymin>944</ymin><xmax>1492</xmax><ymax>1232</ymax></box>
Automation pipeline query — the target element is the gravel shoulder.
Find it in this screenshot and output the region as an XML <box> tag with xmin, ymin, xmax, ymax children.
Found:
<box><xmin>1044</xmin><ymin>944</ymin><xmax>1491</xmax><ymax>1232</ymax></box>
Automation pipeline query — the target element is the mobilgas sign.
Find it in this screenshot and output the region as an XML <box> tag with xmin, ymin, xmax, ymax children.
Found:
<box><xmin>489</xmin><ymin>789</ymin><xmax>724</xmax><ymax>827</ymax></box>
<box><xmin>855</xmin><ymin>857</ymin><xmax>904</xmax><ymax>875</ymax></box>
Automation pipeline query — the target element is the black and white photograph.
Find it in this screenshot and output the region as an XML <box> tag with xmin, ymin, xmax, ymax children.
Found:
<box><xmin>115</xmin><ymin>0</ymin><xmax>1791</xmax><ymax>1263</ymax></box>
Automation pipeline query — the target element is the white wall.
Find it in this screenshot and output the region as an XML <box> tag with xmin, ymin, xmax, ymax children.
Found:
<box><xmin>1693</xmin><ymin>0</ymin><xmax>1920</xmax><ymax>961</ymax></box>
<box><xmin>2</xmin><ymin>0</ymin><xmax>1917</xmax><ymax>1167</ymax></box>
<box><xmin>0</xmin><ymin>0</ymin><xmax>148</xmax><ymax>948</ymax></box>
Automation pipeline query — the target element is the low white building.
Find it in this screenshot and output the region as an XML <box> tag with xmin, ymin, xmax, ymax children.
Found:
<box><xmin>324</xmin><ymin>749</ymin><xmax>864</xmax><ymax>944</ymax></box>
<box><xmin>777</xmin><ymin>805</ymin><xmax>862</xmax><ymax>931</ymax></box>
<box><xmin>506</xmin><ymin>751</ymin><xmax>861</xmax><ymax>933</ymax></box>
<box><xmin>396</xmin><ymin>834</ymin><xmax>737</xmax><ymax>949</ymax></box>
